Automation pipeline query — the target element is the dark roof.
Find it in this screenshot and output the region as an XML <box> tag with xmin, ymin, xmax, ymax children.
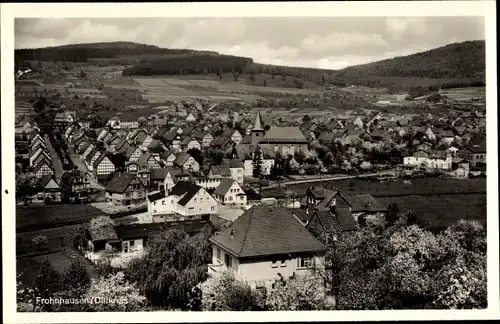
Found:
<box><xmin>209</xmin><ymin>165</ymin><xmax>231</xmax><ymax>177</ymax></box>
<box><xmin>261</xmin><ymin>127</ymin><xmax>308</xmax><ymax>143</ymax></box>
<box><xmin>39</xmin><ymin>174</ymin><xmax>58</xmax><ymax>188</ymax></box>
<box><xmin>211</xmin><ymin>136</ymin><xmax>233</xmax><ymax>147</ymax></box>
<box><xmin>33</xmin><ymin>159</ymin><xmax>52</xmax><ymax>173</ymax></box>
<box><xmin>179</xmin><ymin>135</ymin><xmax>192</xmax><ymax>146</ymax></box>
<box><xmin>209</xmin><ymin>205</ymin><xmax>326</xmax><ymax>258</ymax></box>
<box><xmin>148</xmin><ymin>190</ymin><xmax>166</xmax><ymax>202</ymax></box>
<box><xmin>214</xmin><ymin>178</ymin><xmax>237</xmax><ymax>196</ymax></box>
<box><xmin>137</xmin><ymin>151</ymin><xmax>155</xmax><ymax>163</ymax></box>
<box><xmin>174</xmin><ymin>151</ymin><xmax>192</xmax><ymax>166</ymax></box>
<box><xmin>150</xmin><ymin>168</ymin><xmax>169</xmax><ymax>180</ymax></box>
<box><xmin>345</xmin><ymin>194</ymin><xmax>387</xmax><ymax>213</ymax></box>
<box><xmin>306</xmin><ymin>208</ymin><xmax>357</xmax><ymax>233</ymax></box>
<box><xmin>160</xmin><ymin>150</ymin><xmax>174</xmax><ymax>160</ymax></box>
<box><xmin>163</xmin><ymin>129</ymin><xmax>179</xmax><ymax>142</ymax></box>
<box><xmin>222</xmin><ymin>159</ymin><xmax>244</xmax><ymax>168</ymax></box>
<box><xmin>89</xmin><ymin>223</ymin><xmax>118</xmax><ymax>242</ymax></box>
<box><xmin>170</xmin><ymin>181</ymin><xmax>202</xmax><ymax>206</ymax></box>
<box><xmin>182</xmin><ymin>125</ymin><xmax>195</xmax><ymax>135</ymax></box>
<box><xmin>106</xmin><ymin>172</ymin><xmax>141</xmax><ymax>194</ymax></box>
<box><xmin>466</xmin><ymin>141</ymin><xmax>486</xmax><ymax>153</ymax></box>
<box><xmin>114</xmin><ymin>220</ymin><xmax>214</xmax><ymax>240</ymax></box>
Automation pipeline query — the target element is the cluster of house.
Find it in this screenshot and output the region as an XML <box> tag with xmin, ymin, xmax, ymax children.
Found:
<box><xmin>15</xmin><ymin>116</ymin><xmax>54</xmax><ymax>179</ymax></box>
<box><xmin>208</xmin><ymin>186</ymin><xmax>388</xmax><ymax>288</ymax></box>
<box><xmin>82</xmin><ymin>179</ymin><xmax>386</xmax><ymax>289</ymax></box>
<box><xmin>309</xmin><ymin>110</ymin><xmax>486</xmax><ymax>175</ymax></box>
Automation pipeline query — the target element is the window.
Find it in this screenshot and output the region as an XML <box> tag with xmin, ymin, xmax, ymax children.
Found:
<box><xmin>211</xmin><ymin>206</ymin><xmax>215</xmax><ymax>211</ymax></box>
<box><xmin>280</xmin><ymin>260</ymin><xmax>287</xmax><ymax>267</ymax></box>
<box><xmin>216</xmin><ymin>247</ymin><xmax>221</xmax><ymax>261</ymax></box>
<box><xmin>299</xmin><ymin>256</ymin><xmax>314</xmax><ymax>269</ymax></box>
<box><xmin>225</xmin><ymin>254</ymin><xmax>232</xmax><ymax>268</ymax></box>
<box><xmin>130</xmin><ymin>240</ymin><xmax>135</xmax><ymax>247</ymax></box>
<box><xmin>271</xmin><ymin>260</ymin><xmax>278</xmax><ymax>268</ymax></box>
<box><xmin>194</xmin><ymin>198</ymin><xmax>197</xmax><ymax>203</ymax></box>
<box><xmin>162</xmin><ymin>201</ymin><xmax>165</xmax><ymax>205</ymax></box>
<box><xmin>189</xmin><ymin>207</ymin><xmax>194</xmax><ymax>211</ymax></box>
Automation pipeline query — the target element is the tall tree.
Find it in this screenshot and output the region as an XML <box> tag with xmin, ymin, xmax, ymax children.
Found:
<box><xmin>252</xmin><ymin>146</ymin><xmax>263</xmax><ymax>178</ymax></box>
<box><xmin>125</xmin><ymin>227</ymin><xmax>212</xmax><ymax>309</ymax></box>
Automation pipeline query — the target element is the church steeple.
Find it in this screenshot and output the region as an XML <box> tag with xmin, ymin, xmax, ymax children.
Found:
<box><xmin>253</xmin><ymin>110</ymin><xmax>264</xmax><ymax>131</ymax></box>
<box><xmin>251</xmin><ymin>110</ymin><xmax>265</xmax><ymax>146</ymax></box>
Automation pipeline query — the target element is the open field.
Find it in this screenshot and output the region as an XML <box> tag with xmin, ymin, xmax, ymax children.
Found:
<box><xmin>16</xmin><ymin>204</ymin><xmax>104</xmax><ymax>233</ymax></box>
<box><xmin>439</xmin><ymin>87</ymin><xmax>486</xmax><ymax>101</ymax></box>
<box><xmin>377</xmin><ymin>194</ymin><xmax>486</xmax><ymax>230</ymax></box>
<box><xmin>17</xmin><ymin>224</ymin><xmax>89</xmax><ymax>256</ymax></box>
<box><xmin>267</xmin><ymin>177</ymin><xmax>487</xmax><ymax>197</ymax></box>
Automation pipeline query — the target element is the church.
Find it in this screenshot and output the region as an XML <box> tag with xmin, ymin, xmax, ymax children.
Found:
<box><xmin>251</xmin><ymin>111</ymin><xmax>309</xmax><ymax>156</ymax></box>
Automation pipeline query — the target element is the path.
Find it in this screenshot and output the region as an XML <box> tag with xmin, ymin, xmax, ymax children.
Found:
<box><xmin>69</xmin><ymin>152</ymin><xmax>105</xmax><ymax>190</ymax></box>
<box><xmin>44</xmin><ymin>134</ymin><xmax>64</xmax><ymax>181</ymax></box>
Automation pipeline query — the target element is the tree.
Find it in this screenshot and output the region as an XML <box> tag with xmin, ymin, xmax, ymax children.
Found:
<box><xmin>263</xmin><ymin>79</ymin><xmax>267</xmax><ymax>87</ymax></box>
<box><xmin>302</xmin><ymin>114</ymin><xmax>311</xmax><ymax>123</ymax></box>
<box><xmin>60</xmin><ymin>259</ymin><xmax>91</xmax><ymax>298</ymax></box>
<box><xmin>33</xmin><ymin>260</ymin><xmax>61</xmax><ymax>311</ymax></box>
<box><xmin>293</xmin><ymin>78</ymin><xmax>304</xmax><ymax>89</ymax></box>
<box><xmin>266</xmin><ymin>275</ymin><xmax>332</xmax><ymax>310</ymax></box>
<box><xmin>81</xmin><ymin>272</ymin><xmax>147</xmax><ymax>311</ymax></box>
<box><xmin>125</xmin><ymin>227</ymin><xmax>212</xmax><ymax>309</ymax></box>
<box><xmin>187</xmin><ymin>148</ymin><xmax>203</xmax><ymax>166</ymax></box>
<box><xmin>249</xmin><ymin>72</ymin><xmax>256</xmax><ymax>83</ymax></box>
<box><xmin>252</xmin><ymin>146</ymin><xmax>263</xmax><ymax>178</ymax></box>
<box><xmin>200</xmin><ymin>269</ymin><xmax>264</xmax><ymax>311</ymax></box>
<box><xmin>386</xmin><ymin>203</ymin><xmax>400</xmax><ymax>227</ymax></box>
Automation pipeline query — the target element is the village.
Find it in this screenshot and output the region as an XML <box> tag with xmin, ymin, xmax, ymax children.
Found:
<box><xmin>15</xmin><ymin>90</ymin><xmax>487</xmax><ymax>285</ymax></box>
<box><xmin>12</xmin><ymin>22</ymin><xmax>489</xmax><ymax>310</ymax></box>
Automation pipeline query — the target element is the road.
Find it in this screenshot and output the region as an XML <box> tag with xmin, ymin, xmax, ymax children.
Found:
<box><xmin>44</xmin><ymin>134</ymin><xmax>64</xmax><ymax>181</ymax></box>
<box><xmin>258</xmin><ymin>171</ymin><xmax>396</xmax><ymax>192</ymax></box>
<box><xmin>69</xmin><ymin>152</ymin><xmax>105</xmax><ymax>190</ymax></box>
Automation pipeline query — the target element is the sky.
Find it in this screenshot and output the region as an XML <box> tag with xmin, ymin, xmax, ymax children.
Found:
<box><xmin>15</xmin><ymin>17</ymin><xmax>484</xmax><ymax>70</ymax></box>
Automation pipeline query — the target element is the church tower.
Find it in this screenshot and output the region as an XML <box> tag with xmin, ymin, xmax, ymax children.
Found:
<box><xmin>251</xmin><ymin>110</ymin><xmax>265</xmax><ymax>146</ymax></box>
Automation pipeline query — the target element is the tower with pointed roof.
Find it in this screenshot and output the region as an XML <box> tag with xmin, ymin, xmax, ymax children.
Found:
<box><xmin>251</xmin><ymin>110</ymin><xmax>265</xmax><ymax>146</ymax></box>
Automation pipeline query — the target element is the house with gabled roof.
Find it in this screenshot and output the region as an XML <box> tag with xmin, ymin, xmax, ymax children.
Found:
<box><xmin>213</xmin><ymin>178</ymin><xmax>247</xmax><ymax>207</ymax></box>
<box><xmin>93</xmin><ymin>153</ymin><xmax>115</xmax><ymax>176</ymax></box>
<box><xmin>147</xmin><ymin>181</ymin><xmax>217</xmax><ymax>223</ymax></box>
<box><xmin>222</xmin><ymin>128</ymin><xmax>243</xmax><ymax>145</ymax></box>
<box><xmin>31</xmin><ymin>151</ymin><xmax>52</xmax><ymax>169</ymax></box>
<box><xmin>147</xmin><ymin>139</ymin><xmax>167</xmax><ymax>153</ymax></box>
<box><xmin>29</xmin><ymin>146</ymin><xmax>50</xmax><ymax>167</ymax></box>
<box><xmin>208</xmin><ymin>205</ymin><xmax>326</xmax><ymax>289</ymax></box>
<box><xmin>186</xmin><ymin>112</ymin><xmax>197</xmax><ymax>123</ymax></box>
<box><xmin>210</xmin><ymin>136</ymin><xmax>235</xmax><ymax>152</ymax></box>
<box><xmin>30</xmin><ymin>140</ymin><xmax>47</xmax><ymax>153</ymax></box>
<box><xmin>459</xmin><ymin>138</ymin><xmax>486</xmax><ymax>167</ymax></box>
<box><xmin>123</xmin><ymin>145</ymin><xmax>143</xmax><ymax>162</ymax></box>
<box><xmin>137</xmin><ymin>151</ymin><xmax>161</xmax><ymax>169</ymax></box>
<box><xmin>33</xmin><ymin>159</ymin><xmax>54</xmax><ymax>179</ymax></box>
<box><xmin>96</xmin><ymin>128</ymin><xmax>110</xmax><ymax>142</ymax></box>
<box><xmin>105</xmin><ymin>172</ymin><xmax>147</xmax><ymax>206</ymax></box>
<box><xmin>160</xmin><ymin>150</ymin><xmax>176</xmax><ymax>167</ymax></box>
<box><xmin>81</xmin><ymin>143</ymin><xmax>95</xmax><ymax>161</ymax></box>
<box><xmin>174</xmin><ymin>152</ymin><xmax>200</xmax><ymax>172</ymax></box>
<box><xmin>37</xmin><ymin>174</ymin><xmax>62</xmax><ymax>203</ymax></box>
<box><xmin>30</xmin><ymin>133</ymin><xmax>45</xmax><ymax>147</ymax></box>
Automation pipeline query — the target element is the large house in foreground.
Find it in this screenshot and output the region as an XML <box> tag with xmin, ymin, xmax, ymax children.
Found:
<box><xmin>208</xmin><ymin>205</ymin><xmax>326</xmax><ymax>289</ymax></box>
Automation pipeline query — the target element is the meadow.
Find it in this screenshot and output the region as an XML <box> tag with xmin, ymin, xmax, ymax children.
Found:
<box><xmin>16</xmin><ymin>204</ymin><xmax>104</xmax><ymax>233</ymax></box>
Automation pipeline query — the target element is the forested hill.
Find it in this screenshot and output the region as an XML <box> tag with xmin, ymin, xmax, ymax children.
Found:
<box><xmin>14</xmin><ymin>41</ymin><xmax>216</xmax><ymax>66</ymax></box>
<box><xmin>337</xmin><ymin>40</ymin><xmax>485</xmax><ymax>79</ymax></box>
